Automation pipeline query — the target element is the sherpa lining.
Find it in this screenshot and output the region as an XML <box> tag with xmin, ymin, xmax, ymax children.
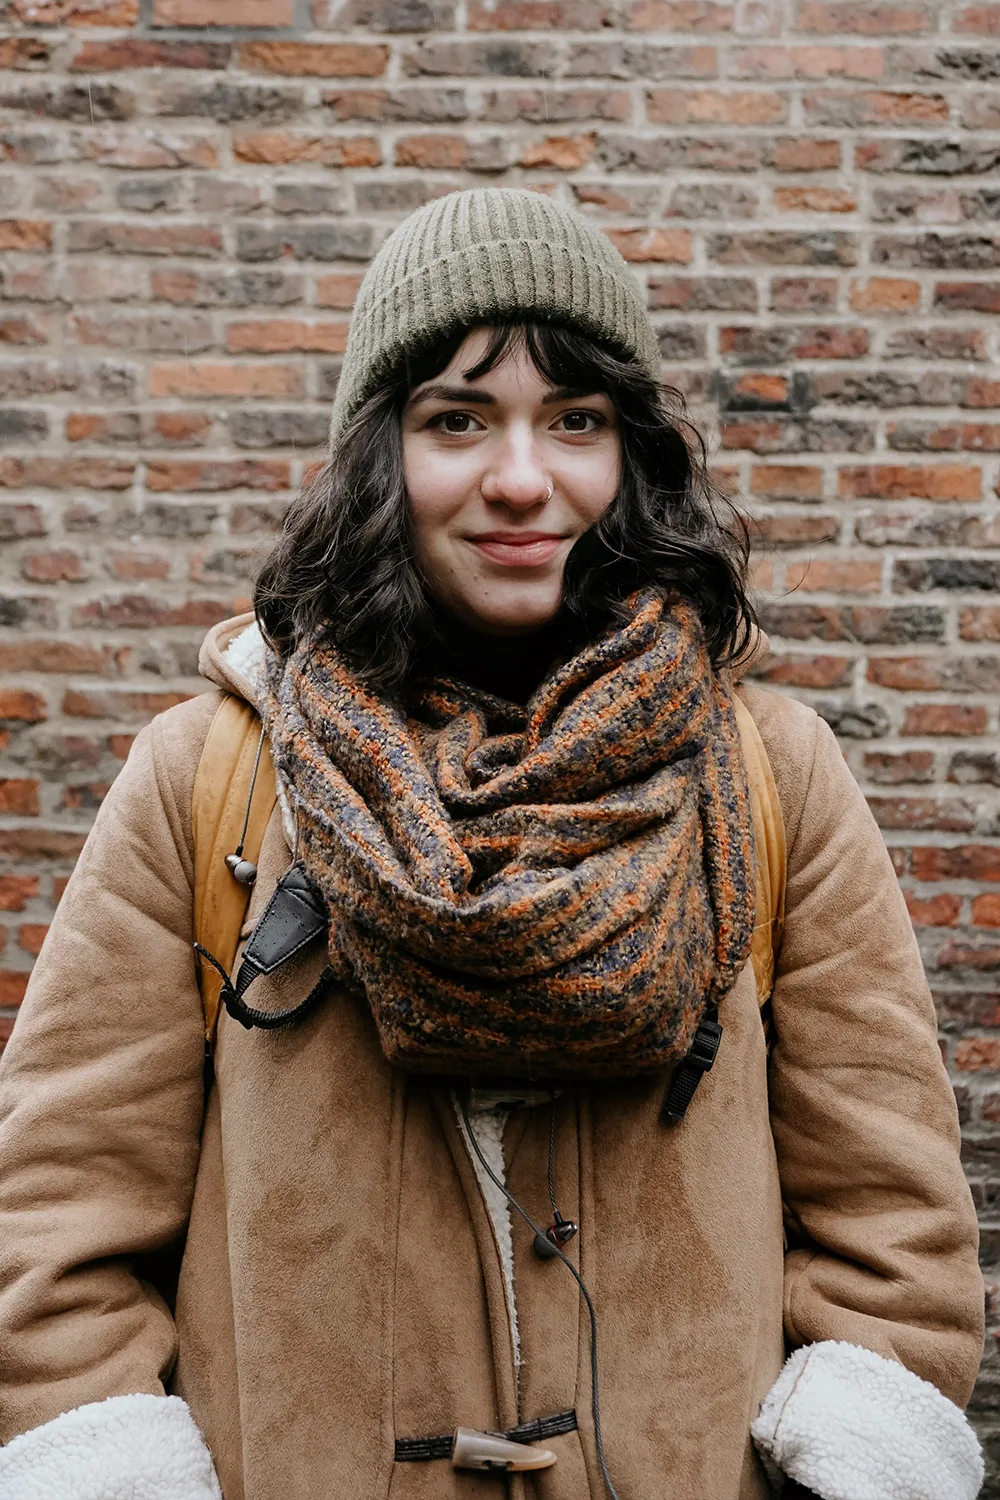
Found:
<box><xmin>0</xmin><ymin>1393</ymin><xmax>221</xmax><ymax>1500</ymax></box>
<box><xmin>752</xmin><ymin>1339</ymin><xmax>984</xmax><ymax>1500</ymax></box>
<box><xmin>455</xmin><ymin>1097</ymin><xmax>521</xmax><ymax>1370</ymax></box>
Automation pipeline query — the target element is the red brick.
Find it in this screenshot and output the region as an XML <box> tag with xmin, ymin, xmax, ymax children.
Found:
<box><xmin>903</xmin><ymin>704</ymin><xmax>988</xmax><ymax>737</ymax></box>
<box><xmin>0</xmin><ymin>690</ymin><xmax>46</xmax><ymax>722</ymax></box>
<box><xmin>627</xmin><ymin>0</ymin><xmax>734</xmax><ymax>26</ymax></box>
<box><xmin>0</xmin><ymin>640</ymin><xmax>121</xmax><ymax>673</ymax></box>
<box><xmin>225</xmin><ymin>319</ymin><xmax>349</xmax><ymax>355</ymax></box>
<box><xmin>751</xmin><ymin>513</ymin><xmax>840</xmax><ymax>547</ymax></box>
<box><xmin>148</xmin><ymin>363</ymin><xmax>304</xmax><ymax>399</ymax></box>
<box><xmin>912</xmin><ymin>845</ymin><xmax>1000</xmax><ymax>882</ymax></box>
<box><xmin>605</xmin><ymin>228</ymin><xmax>692</xmax><ymax>264</ymax></box>
<box><xmin>233</xmin><ymin>133</ymin><xmax>380</xmax><ymax>167</ymax></box>
<box><xmin>867</xmin><ymin>658</ymin><xmax>941</xmax><ymax>691</ymax></box>
<box><xmin>838</xmin><ymin>464</ymin><xmax>983</xmax><ymax>501</ymax></box>
<box><xmin>18</xmin><ymin>923</ymin><xmax>47</xmax><ymax>956</ymax></box>
<box><xmin>973</xmin><ymin>894</ymin><xmax>1000</xmax><ymax>927</ymax></box>
<box><xmin>21</xmin><ymin>548</ymin><xmax>87</xmax><ymax>583</ymax></box>
<box><xmin>784</xmin><ymin>557</ymin><xmax>882</xmax><ymax>593</ymax></box>
<box><xmin>955</xmin><ymin>1037</ymin><xmax>1000</xmax><ymax>1070</ymax></box>
<box><xmin>393</xmin><ymin>134</ymin><xmax>467</xmax><ymax>168</ymax></box>
<box><xmin>935</xmin><ymin>283</ymin><xmax>1000</xmax><ymax>315</ymax></box>
<box><xmin>866</xmin><ymin>796</ymin><xmax>976</xmax><ymax>832</ymax></box>
<box><xmin>0</xmin><ymin>221</ymin><xmax>52</xmax><ymax>252</ymax></box>
<box><xmin>864</xmin><ymin>749</ymin><xmax>935</xmax><ymax>784</ymax></box>
<box><xmin>770</xmin><ymin>137</ymin><xmax>841</xmax><ymax>170</ymax></box>
<box><xmin>71</xmin><ymin>39</ymin><xmax>229</xmax><ymax>70</ymax></box>
<box><xmin>732</xmin><ymin>373</ymin><xmax>789</xmax><ymax>404</ymax></box>
<box><xmin>153</xmin><ymin>412</ymin><xmax>213</xmax><ymax>446</ymax></box>
<box><xmin>62</xmin><ymin>783</ymin><xmax>111</xmax><ymax>811</ymax></box>
<box><xmin>315</xmin><ymin>272</ymin><xmax>364</xmax><ymax>309</ymax></box>
<box><xmin>239</xmin><ymin>42</ymin><xmax>387</xmax><ymax>76</ymax></box>
<box><xmin>769</xmin><ymin>276</ymin><xmax>838</xmax><ymax>311</ymax></box>
<box><xmin>0</xmin><ymin>780</ymin><xmax>39</xmax><ymax>816</ymax></box>
<box><xmin>734</xmin><ymin>44</ymin><xmax>884</xmax><ymax>79</ymax></box>
<box><xmin>749</xmin><ymin>464</ymin><xmax>824</xmax><ymax>498</ymax></box>
<box><xmin>0</xmin><ymin>457</ymin><xmax>134</xmax><ymax>491</ymax></box>
<box><xmin>647</xmin><ymin>89</ymin><xmax>787</xmax><ymax>125</ymax></box>
<box><xmin>153</xmin><ymin>0</ymin><xmax>291</xmax><ymax>19</ymax></box>
<box><xmin>796</xmin><ymin>1</ymin><xmax>931</xmax><ymax>31</ymax></box>
<box><xmin>145</xmin><ymin>460</ymin><xmax>290</xmax><ymax>493</ymax></box>
<box><xmin>11</xmin><ymin>0</ymin><xmax>136</xmax><ymax>20</ymax></box>
<box><xmin>850</xmin><ymin>277</ymin><xmax>921</xmax><ymax>312</ymax></box>
<box><xmin>0</xmin><ymin>36</ymin><xmax>49</xmax><ymax>65</ymax></box>
<box><xmin>953</xmin><ymin>4</ymin><xmax>1000</xmax><ymax>28</ymax></box>
<box><xmin>80</xmin><ymin>132</ymin><xmax>217</xmax><ymax>171</ymax></box>
<box><xmin>906</xmin><ymin>892</ymin><xmax>961</xmax><ymax>926</ymax></box>
<box><xmin>68</xmin><ymin>222</ymin><xmax>223</xmax><ymax>258</ymax></box>
<box><xmin>960</xmin><ymin>608</ymin><xmax>1000</xmax><ymax>643</ymax></box>
<box><xmin>0</xmin><ymin>314</ymin><xmax>49</xmax><ymax>345</ymax></box>
<box><xmin>63</xmin><ymin>686</ymin><xmax>195</xmax><ymax>719</ymax></box>
<box><xmin>473</xmin><ymin>0</ymin><xmax>615</xmax><ymax>23</ymax></box>
<box><xmin>521</xmin><ymin>134</ymin><xmax>598</xmax><ymax>170</ymax></box>
<box><xmin>753</xmin><ymin>654</ymin><xmax>852</xmax><ymax>688</ymax></box>
<box><xmin>774</xmin><ymin>186</ymin><xmax>857</xmax><ymax>213</ymax></box>
<box><xmin>966</xmin><ymin>379</ymin><xmax>1000</xmax><ymax>410</ymax></box>
<box><xmin>0</xmin><ymin>878</ymin><xmax>38</xmax><ymax>914</ymax></box>
<box><xmin>0</xmin><ymin>973</ymin><xmax>28</xmax><ymax>1009</ymax></box>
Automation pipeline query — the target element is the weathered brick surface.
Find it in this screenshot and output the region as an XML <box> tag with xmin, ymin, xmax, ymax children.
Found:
<box><xmin>1</xmin><ymin>0</ymin><xmax>1000</xmax><ymax>1467</ymax></box>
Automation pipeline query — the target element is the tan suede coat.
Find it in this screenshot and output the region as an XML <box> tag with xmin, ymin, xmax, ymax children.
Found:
<box><xmin>0</xmin><ymin>617</ymin><xmax>984</xmax><ymax>1500</ymax></box>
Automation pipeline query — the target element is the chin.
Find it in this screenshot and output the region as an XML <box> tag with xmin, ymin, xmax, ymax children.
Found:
<box><xmin>467</xmin><ymin>589</ymin><xmax>562</xmax><ymax>637</ymax></box>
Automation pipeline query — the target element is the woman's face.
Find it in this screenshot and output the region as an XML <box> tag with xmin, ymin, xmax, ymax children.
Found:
<box><xmin>400</xmin><ymin>326</ymin><xmax>621</xmax><ymax>636</ymax></box>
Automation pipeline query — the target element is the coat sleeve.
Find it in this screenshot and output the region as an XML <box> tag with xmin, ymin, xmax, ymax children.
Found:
<box><xmin>0</xmin><ymin>692</ymin><xmax>222</xmax><ymax>1499</ymax></box>
<box><xmin>743</xmin><ymin>686</ymin><xmax>985</xmax><ymax>1500</ymax></box>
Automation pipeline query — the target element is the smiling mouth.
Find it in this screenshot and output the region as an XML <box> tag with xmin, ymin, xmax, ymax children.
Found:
<box><xmin>467</xmin><ymin>533</ymin><xmax>567</xmax><ymax>567</ymax></box>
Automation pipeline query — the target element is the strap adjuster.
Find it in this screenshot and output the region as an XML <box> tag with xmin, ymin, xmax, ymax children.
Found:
<box><xmin>661</xmin><ymin>1008</ymin><xmax>723</xmax><ymax>1124</ymax></box>
<box><xmin>686</xmin><ymin>1016</ymin><xmax>722</xmax><ymax>1072</ymax></box>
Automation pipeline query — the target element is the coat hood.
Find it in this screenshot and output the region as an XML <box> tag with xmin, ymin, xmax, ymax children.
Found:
<box><xmin>197</xmin><ymin>613</ymin><xmax>771</xmax><ymax>713</ymax></box>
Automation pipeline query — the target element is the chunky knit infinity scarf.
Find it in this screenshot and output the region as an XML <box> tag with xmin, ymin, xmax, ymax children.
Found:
<box><xmin>262</xmin><ymin>589</ymin><xmax>755</xmax><ymax>1081</ymax></box>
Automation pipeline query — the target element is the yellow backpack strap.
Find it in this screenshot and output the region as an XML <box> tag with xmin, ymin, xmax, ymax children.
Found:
<box><xmin>732</xmin><ymin>691</ymin><xmax>786</xmax><ymax>1016</ymax></box>
<box><xmin>192</xmin><ymin>695</ymin><xmax>277</xmax><ymax>1044</ymax></box>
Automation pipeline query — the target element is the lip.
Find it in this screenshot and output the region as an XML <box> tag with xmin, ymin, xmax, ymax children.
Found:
<box><xmin>467</xmin><ymin>531</ymin><xmax>566</xmax><ymax>567</ymax></box>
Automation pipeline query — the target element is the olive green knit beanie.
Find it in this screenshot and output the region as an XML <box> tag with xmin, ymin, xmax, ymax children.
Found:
<box><xmin>328</xmin><ymin>187</ymin><xmax>663</xmax><ymax>450</ymax></box>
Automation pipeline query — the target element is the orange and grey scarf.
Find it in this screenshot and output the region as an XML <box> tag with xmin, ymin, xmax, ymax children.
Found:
<box><xmin>263</xmin><ymin>589</ymin><xmax>755</xmax><ymax>1081</ymax></box>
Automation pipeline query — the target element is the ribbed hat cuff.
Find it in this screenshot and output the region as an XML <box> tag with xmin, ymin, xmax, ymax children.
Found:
<box><xmin>329</xmin><ymin>238</ymin><xmax>659</xmax><ymax>444</ymax></box>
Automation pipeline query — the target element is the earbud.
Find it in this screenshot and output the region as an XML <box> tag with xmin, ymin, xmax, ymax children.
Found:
<box><xmin>532</xmin><ymin>1213</ymin><xmax>578</xmax><ymax>1260</ymax></box>
<box><xmin>225</xmin><ymin>853</ymin><xmax>258</xmax><ymax>885</ymax></box>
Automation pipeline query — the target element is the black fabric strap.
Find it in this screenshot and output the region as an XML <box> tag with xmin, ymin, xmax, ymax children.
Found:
<box><xmin>394</xmin><ymin>1408</ymin><xmax>577</xmax><ymax>1463</ymax></box>
<box><xmin>661</xmin><ymin>1007</ymin><xmax>723</xmax><ymax>1123</ymax></box>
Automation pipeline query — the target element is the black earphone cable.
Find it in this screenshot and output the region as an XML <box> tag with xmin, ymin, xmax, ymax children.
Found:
<box><xmin>546</xmin><ymin>1092</ymin><xmax>559</xmax><ymax>1224</ymax></box>
<box><xmin>234</xmin><ymin>723</ymin><xmax>267</xmax><ymax>860</ymax></box>
<box><xmin>458</xmin><ymin>1093</ymin><xmax>622</xmax><ymax>1500</ymax></box>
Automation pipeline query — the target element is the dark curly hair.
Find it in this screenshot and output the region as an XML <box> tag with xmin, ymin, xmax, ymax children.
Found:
<box><xmin>255</xmin><ymin>318</ymin><xmax>756</xmax><ymax>695</ymax></box>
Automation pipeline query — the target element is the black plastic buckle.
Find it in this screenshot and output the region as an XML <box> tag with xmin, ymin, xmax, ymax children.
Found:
<box><xmin>686</xmin><ymin>1016</ymin><xmax>722</xmax><ymax>1073</ymax></box>
<box><xmin>661</xmin><ymin>1009</ymin><xmax>723</xmax><ymax>1124</ymax></box>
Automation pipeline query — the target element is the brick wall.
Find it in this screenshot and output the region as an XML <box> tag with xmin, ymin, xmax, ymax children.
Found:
<box><xmin>1</xmin><ymin>0</ymin><xmax>999</xmax><ymax>1475</ymax></box>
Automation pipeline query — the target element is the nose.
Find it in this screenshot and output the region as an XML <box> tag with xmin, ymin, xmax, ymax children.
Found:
<box><xmin>480</xmin><ymin>427</ymin><xmax>550</xmax><ymax>511</ymax></box>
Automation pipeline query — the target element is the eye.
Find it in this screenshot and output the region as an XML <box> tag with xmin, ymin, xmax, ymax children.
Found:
<box><xmin>558</xmin><ymin>410</ymin><xmax>606</xmax><ymax>434</ymax></box>
<box><xmin>428</xmin><ymin>410</ymin><xmax>484</xmax><ymax>435</ymax></box>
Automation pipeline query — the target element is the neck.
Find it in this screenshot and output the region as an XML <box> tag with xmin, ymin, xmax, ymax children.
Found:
<box><xmin>417</xmin><ymin>603</ymin><xmax>579</xmax><ymax>703</ymax></box>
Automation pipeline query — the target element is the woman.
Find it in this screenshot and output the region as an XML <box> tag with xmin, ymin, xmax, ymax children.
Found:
<box><xmin>0</xmin><ymin>187</ymin><xmax>985</xmax><ymax>1500</ymax></box>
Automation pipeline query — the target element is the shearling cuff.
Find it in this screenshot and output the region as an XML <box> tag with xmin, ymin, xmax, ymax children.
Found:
<box><xmin>0</xmin><ymin>1393</ymin><xmax>222</xmax><ymax>1500</ymax></box>
<box><xmin>751</xmin><ymin>1340</ymin><xmax>984</xmax><ymax>1500</ymax></box>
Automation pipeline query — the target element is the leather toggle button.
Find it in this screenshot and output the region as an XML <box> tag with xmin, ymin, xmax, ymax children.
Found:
<box><xmin>451</xmin><ymin>1428</ymin><xmax>557</xmax><ymax>1473</ymax></box>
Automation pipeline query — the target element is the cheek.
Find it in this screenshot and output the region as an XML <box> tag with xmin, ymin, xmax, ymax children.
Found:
<box><xmin>566</xmin><ymin>447</ymin><xmax>620</xmax><ymax>526</ymax></box>
<box><xmin>403</xmin><ymin>445</ymin><xmax>465</xmax><ymax>567</ymax></box>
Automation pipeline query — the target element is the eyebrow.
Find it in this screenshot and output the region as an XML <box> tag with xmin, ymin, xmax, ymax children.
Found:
<box><xmin>406</xmin><ymin>382</ymin><xmax>600</xmax><ymax>409</ymax></box>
